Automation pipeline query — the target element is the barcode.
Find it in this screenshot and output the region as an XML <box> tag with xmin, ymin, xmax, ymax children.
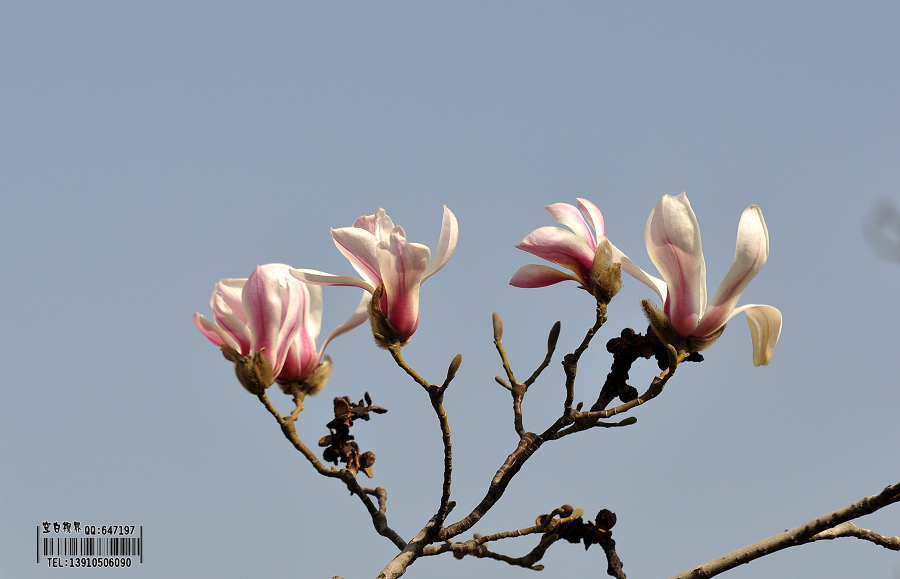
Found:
<box><xmin>42</xmin><ymin>536</ymin><xmax>142</xmax><ymax>558</ymax></box>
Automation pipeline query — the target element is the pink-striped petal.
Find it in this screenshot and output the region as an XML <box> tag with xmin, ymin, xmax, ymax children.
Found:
<box><xmin>509</xmin><ymin>264</ymin><xmax>580</xmax><ymax>288</ymax></box>
<box><xmin>645</xmin><ymin>193</ymin><xmax>707</xmax><ymax>336</ymax></box>
<box><xmin>278</xmin><ymin>281</ymin><xmax>320</xmax><ymax>382</ymax></box>
<box><xmin>331</xmin><ymin>227</ymin><xmax>382</xmax><ymax>286</ymax></box>
<box><xmin>576</xmin><ymin>198</ymin><xmax>605</xmax><ymax>239</ymax></box>
<box><xmin>516</xmin><ymin>226</ymin><xmax>594</xmax><ymax>283</ymax></box>
<box><xmin>194</xmin><ymin>313</ymin><xmax>238</xmax><ymax>350</ymax></box>
<box><xmin>212</xmin><ymin>278</ymin><xmax>247</xmax><ymax>324</ymax></box>
<box><xmin>211</xmin><ymin>291</ymin><xmax>251</xmax><ymax>354</ymax></box>
<box><xmin>353</xmin><ymin>208</ymin><xmax>395</xmax><ymax>241</ymax></box>
<box><xmin>243</xmin><ymin>265</ymin><xmax>300</xmax><ymax>376</ymax></box>
<box><xmin>545</xmin><ymin>203</ymin><xmax>597</xmax><ymax>251</ymax></box>
<box><xmin>376</xmin><ymin>230</ymin><xmax>431</xmax><ymax>340</ymax></box>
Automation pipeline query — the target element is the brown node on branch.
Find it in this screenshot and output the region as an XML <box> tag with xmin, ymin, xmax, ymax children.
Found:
<box><xmin>553</xmin><ymin>508</ymin><xmax>618</xmax><ymax>551</ymax></box>
<box><xmin>318</xmin><ymin>393</ymin><xmax>387</xmax><ymax>478</ymax></box>
<box><xmin>598</xmin><ymin>327</ymin><xmax>703</xmax><ymax>408</ymax></box>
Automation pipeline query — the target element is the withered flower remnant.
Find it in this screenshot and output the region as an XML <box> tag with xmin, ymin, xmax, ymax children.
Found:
<box><xmin>319</xmin><ymin>393</ymin><xmax>387</xmax><ymax>478</ymax></box>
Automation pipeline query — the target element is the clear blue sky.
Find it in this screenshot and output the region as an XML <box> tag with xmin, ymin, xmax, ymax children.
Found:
<box><xmin>1</xmin><ymin>2</ymin><xmax>898</xmax><ymax>578</ymax></box>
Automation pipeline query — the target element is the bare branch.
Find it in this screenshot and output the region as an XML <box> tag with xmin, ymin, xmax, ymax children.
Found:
<box><xmin>670</xmin><ymin>481</ymin><xmax>900</xmax><ymax>579</ymax></box>
<box><xmin>524</xmin><ymin>320</ymin><xmax>561</xmax><ymax>386</ymax></box>
<box><xmin>386</xmin><ymin>345</ymin><xmax>457</xmax><ymax>528</ymax></box>
<box><xmin>809</xmin><ymin>521</ymin><xmax>900</xmax><ymax>550</ymax></box>
<box><xmin>256</xmin><ymin>392</ymin><xmax>407</xmax><ymax>550</ymax></box>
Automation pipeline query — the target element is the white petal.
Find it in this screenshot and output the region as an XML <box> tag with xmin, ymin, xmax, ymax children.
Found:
<box><xmin>611</xmin><ymin>244</ymin><xmax>668</xmax><ymax>303</ymax></box>
<box><xmin>645</xmin><ymin>193</ymin><xmax>707</xmax><ymax>336</ymax></box>
<box><xmin>576</xmin><ymin>198</ymin><xmax>605</xmax><ymax>238</ymax></box>
<box><xmin>730</xmin><ymin>304</ymin><xmax>782</xmax><ymax>366</ymax></box>
<box><xmin>423</xmin><ymin>205</ymin><xmax>459</xmax><ymax>282</ymax></box>
<box><xmin>545</xmin><ymin>202</ymin><xmax>596</xmax><ymax>250</ymax></box>
<box><xmin>319</xmin><ymin>290</ymin><xmax>371</xmax><ymax>356</ymax></box>
<box><xmin>290</xmin><ymin>269</ymin><xmax>376</xmax><ymax>293</ymax></box>
<box><xmin>699</xmin><ymin>205</ymin><xmax>770</xmax><ymax>336</ymax></box>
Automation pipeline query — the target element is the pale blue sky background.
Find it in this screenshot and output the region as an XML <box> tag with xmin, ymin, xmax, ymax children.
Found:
<box><xmin>2</xmin><ymin>2</ymin><xmax>899</xmax><ymax>578</ymax></box>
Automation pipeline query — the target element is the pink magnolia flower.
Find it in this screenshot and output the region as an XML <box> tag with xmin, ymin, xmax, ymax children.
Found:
<box><xmin>624</xmin><ymin>193</ymin><xmax>783</xmax><ymax>366</ymax></box>
<box><xmin>194</xmin><ymin>263</ymin><xmax>366</xmax><ymax>392</ymax></box>
<box><xmin>510</xmin><ymin>198</ymin><xmax>626</xmax><ymax>302</ymax></box>
<box><xmin>291</xmin><ymin>206</ymin><xmax>458</xmax><ymax>345</ymax></box>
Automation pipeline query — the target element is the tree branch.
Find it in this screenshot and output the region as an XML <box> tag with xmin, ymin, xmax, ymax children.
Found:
<box><xmin>670</xmin><ymin>481</ymin><xmax>900</xmax><ymax>579</ymax></box>
<box><xmin>809</xmin><ymin>521</ymin><xmax>900</xmax><ymax>550</ymax></box>
<box><xmin>256</xmin><ymin>392</ymin><xmax>407</xmax><ymax>550</ymax></box>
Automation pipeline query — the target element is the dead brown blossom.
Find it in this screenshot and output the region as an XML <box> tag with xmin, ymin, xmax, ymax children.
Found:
<box><xmin>318</xmin><ymin>393</ymin><xmax>387</xmax><ymax>477</ymax></box>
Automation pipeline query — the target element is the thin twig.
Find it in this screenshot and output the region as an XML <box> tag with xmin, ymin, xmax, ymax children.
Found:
<box><xmin>809</xmin><ymin>521</ymin><xmax>900</xmax><ymax>550</ymax></box>
<box><xmin>387</xmin><ymin>345</ymin><xmax>457</xmax><ymax>528</ymax></box>
<box><xmin>256</xmin><ymin>392</ymin><xmax>407</xmax><ymax>550</ymax></box>
<box><xmin>524</xmin><ymin>321</ymin><xmax>561</xmax><ymax>387</ymax></box>
<box><xmin>560</xmin><ymin>346</ymin><xmax>682</xmax><ymax>437</ymax></box>
<box><xmin>563</xmin><ymin>303</ymin><xmax>607</xmax><ymax>413</ymax></box>
<box><xmin>492</xmin><ymin>312</ymin><xmax>528</xmax><ymax>436</ymax></box>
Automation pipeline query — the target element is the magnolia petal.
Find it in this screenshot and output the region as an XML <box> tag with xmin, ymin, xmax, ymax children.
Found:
<box><xmin>331</xmin><ymin>227</ymin><xmax>382</xmax><ymax>287</ymax></box>
<box><xmin>304</xmin><ymin>283</ymin><xmax>324</xmax><ymax>345</ymax></box>
<box><xmin>731</xmin><ymin>304</ymin><xmax>782</xmax><ymax>366</ymax></box>
<box><xmin>290</xmin><ymin>269</ymin><xmax>376</xmax><ymax>293</ymax></box>
<box><xmin>194</xmin><ymin>312</ymin><xmax>238</xmax><ymax>350</ymax></box>
<box><xmin>376</xmin><ymin>231</ymin><xmax>431</xmax><ymax>340</ymax></box>
<box><xmin>613</xmin><ymin>248</ymin><xmax>668</xmax><ymax>303</ymax></box>
<box><xmin>279</xmin><ymin>281</ymin><xmax>320</xmax><ymax>382</ymax></box>
<box><xmin>576</xmin><ymin>198</ymin><xmax>606</xmax><ymax>239</ymax></box>
<box><xmin>545</xmin><ymin>202</ymin><xmax>596</xmax><ymax>251</ymax></box>
<box><xmin>212</xmin><ymin>278</ymin><xmax>247</xmax><ymax>323</ymax></box>
<box><xmin>516</xmin><ymin>226</ymin><xmax>594</xmax><ymax>283</ymax></box>
<box><xmin>646</xmin><ymin>193</ymin><xmax>707</xmax><ymax>336</ymax></box>
<box><xmin>509</xmin><ymin>264</ymin><xmax>581</xmax><ymax>288</ymax></box>
<box><xmin>319</xmin><ymin>291</ymin><xmax>371</xmax><ymax>356</ymax></box>
<box><xmin>243</xmin><ymin>265</ymin><xmax>300</xmax><ymax>376</ymax></box>
<box><xmin>422</xmin><ymin>205</ymin><xmax>459</xmax><ymax>282</ymax></box>
<box><xmin>211</xmin><ymin>291</ymin><xmax>252</xmax><ymax>353</ymax></box>
<box><xmin>698</xmin><ymin>206</ymin><xmax>770</xmax><ymax>337</ymax></box>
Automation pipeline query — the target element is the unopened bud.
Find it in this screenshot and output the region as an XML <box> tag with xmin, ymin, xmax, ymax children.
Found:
<box><xmin>492</xmin><ymin>312</ymin><xmax>504</xmax><ymax>343</ymax></box>
<box><xmin>547</xmin><ymin>321</ymin><xmax>561</xmax><ymax>352</ymax></box>
<box><xmin>221</xmin><ymin>346</ymin><xmax>274</xmax><ymax>395</ymax></box>
<box><xmin>446</xmin><ymin>354</ymin><xmax>462</xmax><ymax>383</ymax></box>
<box><xmin>589</xmin><ymin>238</ymin><xmax>622</xmax><ymax>304</ymax></box>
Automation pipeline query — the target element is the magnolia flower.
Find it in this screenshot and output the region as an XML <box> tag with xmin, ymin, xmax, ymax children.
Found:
<box><xmin>624</xmin><ymin>193</ymin><xmax>783</xmax><ymax>366</ymax></box>
<box><xmin>510</xmin><ymin>198</ymin><xmax>623</xmax><ymax>302</ymax></box>
<box><xmin>291</xmin><ymin>206</ymin><xmax>458</xmax><ymax>346</ymax></box>
<box><xmin>194</xmin><ymin>263</ymin><xmax>366</xmax><ymax>394</ymax></box>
